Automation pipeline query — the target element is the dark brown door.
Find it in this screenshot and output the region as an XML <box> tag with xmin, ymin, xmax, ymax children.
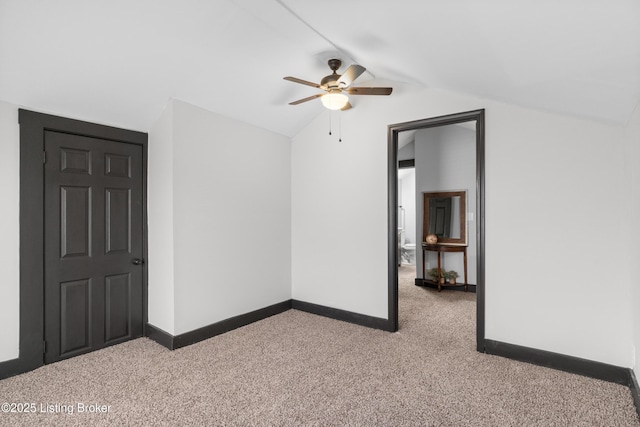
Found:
<box><xmin>44</xmin><ymin>131</ymin><xmax>144</xmax><ymax>364</ymax></box>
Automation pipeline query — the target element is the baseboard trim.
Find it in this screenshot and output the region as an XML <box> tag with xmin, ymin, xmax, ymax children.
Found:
<box><xmin>0</xmin><ymin>357</ymin><xmax>24</xmax><ymax>381</ymax></box>
<box><xmin>415</xmin><ymin>278</ymin><xmax>477</xmax><ymax>293</ymax></box>
<box><xmin>146</xmin><ymin>300</ymin><xmax>293</xmax><ymax>351</ymax></box>
<box><xmin>629</xmin><ymin>369</ymin><xmax>640</xmax><ymax>421</ymax></box>
<box><xmin>291</xmin><ymin>299</ymin><xmax>388</xmax><ymax>331</ymax></box>
<box><xmin>146</xmin><ymin>324</ymin><xmax>175</xmax><ymax>350</ymax></box>
<box><xmin>485</xmin><ymin>339</ymin><xmax>631</xmax><ymax>385</ymax></box>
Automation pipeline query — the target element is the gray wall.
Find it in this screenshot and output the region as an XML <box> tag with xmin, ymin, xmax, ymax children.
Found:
<box><xmin>415</xmin><ymin>125</ymin><xmax>477</xmax><ymax>284</ymax></box>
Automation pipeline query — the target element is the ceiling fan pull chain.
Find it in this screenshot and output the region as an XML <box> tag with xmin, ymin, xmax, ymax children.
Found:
<box><xmin>329</xmin><ymin>110</ymin><xmax>332</xmax><ymax>135</ymax></box>
<box><xmin>338</xmin><ymin>112</ymin><xmax>342</xmax><ymax>142</ymax></box>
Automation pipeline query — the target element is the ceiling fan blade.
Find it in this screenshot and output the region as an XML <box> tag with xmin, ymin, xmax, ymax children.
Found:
<box><xmin>283</xmin><ymin>76</ymin><xmax>321</xmax><ymax>88</ymax></box>
<box><xmin>341</xmin><ymin>102</ymin><xmax>353</xmax><ymax>111</ymax></box>
<box><xmin>345</xmin><ymin>87</ymin><xmax>393</xmax><ymax>95</ymax></box>
<box><xmin>289</xmin><ymin>93</ymin><xmax>323</xmax><ymax>105</ymax></box>
<box><xmin>337</xmin><ymin>64</ymin><xmax>366</xmax><ymax>87</ymax></box>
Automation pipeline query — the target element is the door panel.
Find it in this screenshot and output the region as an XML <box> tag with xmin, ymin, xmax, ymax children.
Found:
<box><xmin>105</xmin><ymin>274</ymin><xmax>131</xmax><ymax>341</ymax></box>
<box><xmin>60</xmin><ymin>186</ymin><xmax>91</xmax><ymax>258</ymax></box>
<box><xmin>60</xmin><ymin>148</ymin><xmax>91</xmax><ymax>174</ymax></box>
<box><xmin>105</xmin><ymin>273</ymin><xmax>131</xmax><ymax>343</ymax></box>
<box><xmin>105</xmin><ymin>153</ymin><xmax>131</xmax><ymax>178</ymax></box>
<box><xmin>59</xmin><ymin>278</ymin><xmax>91</xmax><ymax>355</ymax></box>
<box><xmin>105</xmin><ymin>188</ymin><xmax>131</xmax><ymax>253</ymax></box>
<box><xmin>44</xmin><ymin>131</ymin><xmax>143</xmax><ymax>364</ymax></box>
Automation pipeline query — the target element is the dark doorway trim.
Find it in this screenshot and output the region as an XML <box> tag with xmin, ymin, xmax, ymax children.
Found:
<box><xmin>387</xmin><ymin>109</ymin><xmax>485</xmax><ymax>352</ymax></box>
<box><xmin>9</xmin><ymin>109</ymin><xmax>148</xmax><ymax>378</ymax></box>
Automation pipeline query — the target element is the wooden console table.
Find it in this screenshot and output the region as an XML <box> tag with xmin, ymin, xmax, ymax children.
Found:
<box><xmin>422</xmin><ymin>243</ymin><xmax>468</xmax><ymax>292</ymax></box>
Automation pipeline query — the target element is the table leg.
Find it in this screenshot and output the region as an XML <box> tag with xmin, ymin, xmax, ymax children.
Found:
<box><xmin>463</xmin><ymin>248</ymin><xmax>468</xmax><ymax>292</ymax></box>
<box><xmin>437</xmin><ymin>252</ymin><xmax>442</xmax><ymax>292</ymax></box>
<box><xmin>422</xmin><ymin>248</ymin><xmax>425</xmax><ymax>285</ymax></box>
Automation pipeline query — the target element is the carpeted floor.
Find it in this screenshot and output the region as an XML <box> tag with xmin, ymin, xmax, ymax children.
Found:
<box><xmin>1</xmin><ymin>265</ymin><xmax>638</xmax><ymax>426</ymax></box>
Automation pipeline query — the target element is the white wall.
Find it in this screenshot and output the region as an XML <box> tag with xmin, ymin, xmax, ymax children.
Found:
<box><xmin>291</xmin><ymin>83</ymin><xmax>634</xmax><ymax>367</ymax></box>
<box><xmin>0</xmin><ymin>101</ymin><xmax>20</xmax><ymax>362</ymax></box>
<box><xmin>169</xmin><ymin>100</ymin><xmax>291</xmax><ymax>335</ymax></box>
<box><xmin>415</xmin><ymin>125</ymin><xmax>477</xmax><ymax>285</ymax></box>
<box><xmin>148</xmin><ymin>102</ymin><xmax>176</xmax><ymax>334</ymax></box>
<box><xmin>626</xmin><ymin>103</ymin><xmax>640</xmax><ymax>377</ymax></box>
<box><xmin>291</xmin><ymin>108</ymin><xmax>389</xmax><ymax>318</ymax></box>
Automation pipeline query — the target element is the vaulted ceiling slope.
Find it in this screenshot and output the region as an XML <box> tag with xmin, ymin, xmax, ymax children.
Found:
<box><xmin>1</xmin><ymin>0</ymin><xmax>638</xmax><ymax>137</ymax></box>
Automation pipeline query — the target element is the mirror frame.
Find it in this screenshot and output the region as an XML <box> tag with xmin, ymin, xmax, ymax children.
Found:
<box><xmin>423</xmin><ymin>190</ymin><xmax>467</xmax><ymax>246</ymax></box>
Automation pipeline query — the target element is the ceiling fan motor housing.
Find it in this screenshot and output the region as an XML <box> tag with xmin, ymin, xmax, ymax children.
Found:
<box><xmin>321</xmin><ymin>59</ymin><xmax>343</xmax><ymax>88</ymax></box>
<box><xmin>321</xmin><ymin>74</ymin><xmax>341</xmax><ymax>88</ymax></box>
<box><xmin>327</xmin><ymin>58</ymin><xmax>342</xmax><ymax>71</ymax></box>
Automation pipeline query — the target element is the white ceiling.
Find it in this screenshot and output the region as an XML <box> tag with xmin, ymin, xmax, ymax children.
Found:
<box><xmin>1</xmin><ymin>0</ymin><xmax>639</xmax><ymax>137</ymax></box>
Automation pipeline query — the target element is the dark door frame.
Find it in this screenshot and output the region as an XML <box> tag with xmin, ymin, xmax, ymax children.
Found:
<box><xmin>15</xmin><ymin>109</ymin><xmax>148</xmax><ymax>375</ymax></box>
<box><xmin>387</xmin><ymin>109</ymin><xmax>485</xmax><ymax>352</ymax></box>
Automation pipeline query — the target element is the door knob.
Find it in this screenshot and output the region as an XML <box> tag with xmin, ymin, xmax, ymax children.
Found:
<box><xmin>132</xmin><ymin>258</ymin><xmax>145</xmax><ymax>265</ymax></box>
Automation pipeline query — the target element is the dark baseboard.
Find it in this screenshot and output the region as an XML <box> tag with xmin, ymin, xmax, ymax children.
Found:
<box><xmin>146</xmin><ymin>300</ymin><xmax>292</xmax><ymax>351</ymax></box>
<box><xmin>485</xmin><ymin>339</ymin><xmax>631</xmax><ymax>386</ymax></box>
<box><xmin>146</xmin><ymin>324</ymin><xmax>175</xmax><ymax>350</ymax></box>
<box><xmin>291</xmin><ymin>299</ymin><xmax>388</xmax><ymax>331</ymax></box>
<box><xmin>0</xmin><ymin>357</ymin><xmax>24</xmax><ymax>381</ymax></box>
<box><xmin>0</xmin><ymin>347</ymin><xmax>43</xmax><ymax>381</ymax></box>
<box><xmin>630</xmin><ymin>369</ymin><xmax>640</xmax><ymax>422</ymax></box>
<box><xmin>415</xmin><ymin>278</ymin><xmax>477</xmax><ymax>293</ymax></box>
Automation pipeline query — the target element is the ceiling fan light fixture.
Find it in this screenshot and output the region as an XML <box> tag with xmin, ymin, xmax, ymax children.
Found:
<box><xmin>321</xmin><ymin>92</ymin><xmax>349</xmax><ymax>110</ymax></box>
<box><xmin>285</xmin><ymin>59</ymin><xmax>391</xmax><ymax>109</ymax></box>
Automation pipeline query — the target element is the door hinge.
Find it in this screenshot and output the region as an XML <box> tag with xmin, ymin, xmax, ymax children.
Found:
<box><xmin>43</xmin><ymin>340</ymin><xmax>47</xmax><ymax>354</ymax></box>
<box><xmin>43</xmin><ymin>151</ymin><xmax>46</xmax><ymax>164</ymax></box>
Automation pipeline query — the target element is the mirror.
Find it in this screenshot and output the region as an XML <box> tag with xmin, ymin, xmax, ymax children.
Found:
<box><xmin>423</xmin><ymin>190</ymin><xmax>467</xmax><ymax>246</ymax></box>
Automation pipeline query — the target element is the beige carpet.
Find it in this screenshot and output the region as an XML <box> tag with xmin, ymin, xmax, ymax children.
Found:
<box><xmin>1</xmin><ymin>265</ymin><xmax>638</xmax><ymax>426</ymax></box>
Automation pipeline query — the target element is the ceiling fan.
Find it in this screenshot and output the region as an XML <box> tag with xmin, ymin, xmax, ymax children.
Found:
<box><xmin>284</xmin><ymin>59</ymin><xmax>392</xmax><ymax>110</ymax></box>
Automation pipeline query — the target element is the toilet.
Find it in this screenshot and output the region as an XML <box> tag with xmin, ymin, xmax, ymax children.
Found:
<box><xmin>402</xmin><ymin>243</ymin><xmax>416</xmax><ymax>264</ymax></box>
<box><xmin>398</xmin><ymin>229</ymin><xmax>416</xmax><ymax>265</ymax></box>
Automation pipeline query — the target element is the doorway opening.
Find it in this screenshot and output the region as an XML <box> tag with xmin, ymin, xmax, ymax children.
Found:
<box><xmin>387</xmin><ymin>110</ymin><xmax>485</xmax><ymax>352</ymax></box>
<box><xmin>397</xmin><ymin>161</ymin><xmax>417</xmax><ymax>269</ymax></box>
